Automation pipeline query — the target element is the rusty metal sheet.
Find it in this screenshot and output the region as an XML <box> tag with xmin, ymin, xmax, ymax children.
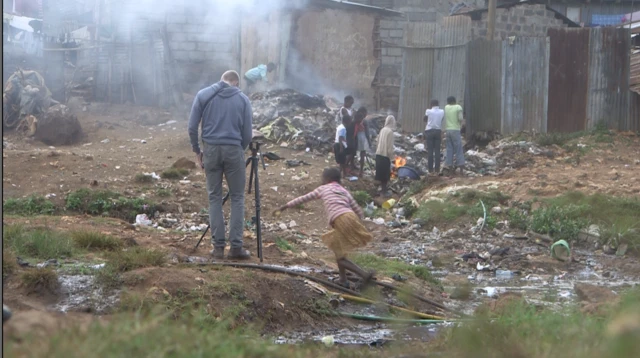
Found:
<box><xmin>547</xmin><ymin>28</ymin><xmax>590</xmax><ymax>133</ymax></box>
<box><xmin>501</xmin><ymin>37</ymin><xmax>549</xmax><ymax>134</ymax></box>
<box><xmin>431</xmin><ymin>16</ymin><xmax>471</xmax><ymax>109</ymax></box>
<box><xmin>586</xmin><ymin>28</ymin><xmax>631</xmax><ymax>131</ymax></box>
<box><xmin>630</xmin><ymin>92</ymin><xmax>640</xmax><ymax>132</ymax></box>
<box><xmin>399</xmin><ymin>16</ymin><xmax>470</xmax><ymax>133</ymax></box>
<box><xmin>466</xmin><ymin>39</ymin><xmax>502</xmax><ymax>134</ymax></box>
<box><xmin>241</xmin><ymin>10</ymin><xmax>290</xmax><ymax>85</ymax></box>
<box><xmin>630</xmin><ymin>51</ymin><xmax>640</xmax><ymax>95</ymax></box>
<box><xmin>398</xmin><ymin>48</ymin><xmax>434</xmax><ymax>132</ymax></box>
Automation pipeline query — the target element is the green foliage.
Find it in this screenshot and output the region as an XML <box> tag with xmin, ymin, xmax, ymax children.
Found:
<box><xmin>3</xmin><ymin>196</ymin><xmax>55</xmax><ymax>216</ymax></box>
<box><xmin>351</xmin><ymin>190</ymin><xmax>372</xmax><ymax>207</ymax></box>
<box><xmin>352</xmin><ymin>253</ymin><xmax>440</xmax><ymax>288</ymax></box>
<box><xmin>161</xmin><ymin>168</ymin><xmax>189</xmax><ymax>180</ymax></box>
<box><xmin>507</xmin><ymin>208</ymin><xmax>529</xmax><ymax>231</ymax></box>
<box><xmin>65</xmin><ymin>189</ymin><xmax>155</xmax><ymax>222</ymax></box>
<box><xmin>275</xmin><ymin>237</ymin><xmax>295</xmax><ymax>252</ymax></box>
<box><xmin>4</xmin><ymin>225</ymin><xmax>75</xmax><ymax>260</ymax></box>
<box><xmin>530</xmin><ymin>204</ymin><xmax>588</xmax><ymax>242</ymax></box>
<box><xmin>71</xmin><ymin>231</ymin><xmax>123</xmax><ymax>251</ymax></box>
<box><xmin>20</xmin><ymin>267</ymin><xmax>60</xmax><ymax>292</ymax></box>
<box><xmin>156</xmin><ymin>188</ymin><xmax>172</xmax><ymax>197</ymax></box>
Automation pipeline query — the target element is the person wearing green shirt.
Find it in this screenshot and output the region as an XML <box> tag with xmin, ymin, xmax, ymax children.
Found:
<box><xmin>444</xmin><ymin>96</ymin><xmax>465</xmax><ymax>175</ymax></box>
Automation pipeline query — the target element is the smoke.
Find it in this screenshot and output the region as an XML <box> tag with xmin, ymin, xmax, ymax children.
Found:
<box><xmin>107</xmin><ymin>0</ymin><xmax>347</xmax><ymax>99</ymax></box>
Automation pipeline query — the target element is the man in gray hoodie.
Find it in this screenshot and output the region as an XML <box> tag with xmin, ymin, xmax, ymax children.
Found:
<box><xmin>188</xmin><ymin>70</ymin><xmax>253</xmax><ymax>260</ymax></box>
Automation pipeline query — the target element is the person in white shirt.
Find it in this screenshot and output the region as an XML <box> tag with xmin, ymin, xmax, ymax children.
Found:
<box><xmin>424</xmin><ymin>99</ymin><xmax>445</xmax><ymax>174</ymax></box>
<box><xmin>334</xmin><ymin>98</ymin><xmax>353</xmax><ymax>177</ymax></box>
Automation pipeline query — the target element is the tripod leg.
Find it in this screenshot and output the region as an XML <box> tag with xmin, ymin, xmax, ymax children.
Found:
<box><xmin>252</xmin><ymin>156</ymin><xmax>263</xmax><ymax>262</ymax></box>
<box><xmin>246</xmin><ymin>155</ymin><xmax>257</xmax><ymax>194</ymax></box>
<box><xmin>193</xmin><ymin>225</ymin><xmax>209</xmax><ymax>251</ymax></box>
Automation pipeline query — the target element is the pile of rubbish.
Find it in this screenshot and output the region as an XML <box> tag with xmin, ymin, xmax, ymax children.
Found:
<box><xmin>250</xmin><ymin>89</ymin><xmax>337</xmax><ymax>152</ymax></box>
<box><xmin>390</xmin><ymin>133</ymin><xmax>549</xmax><ymax>177</ymax></box>
<box><xmin>135</xmin><ymin>212</ymin><xmax>208</xmax><ymax>232</ymax></box>
<box><xmin>3</xmin><ymin>70</ymin><xmax>83</xmax><ymax>145</ymax></box>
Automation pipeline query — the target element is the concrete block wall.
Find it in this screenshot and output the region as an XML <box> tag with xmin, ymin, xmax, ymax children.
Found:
<box><xmin>164</xmin><ymin>9</ymin><xmax>239</xmax><ymax>93</ymax></box>
<box><xmin>470</xmin><ymin>4</ymin><xmax>567</xmax><ymax>39</ymax></box>
<box><xmin>376</xmin><ymin>17</ymin><xmax>406</xmax><ymax>112</ymax></box>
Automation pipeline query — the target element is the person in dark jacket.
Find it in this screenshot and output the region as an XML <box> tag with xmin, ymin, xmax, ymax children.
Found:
<box><xmin>188</xmin><ymin>70</ymin><xmax>253</xmax><ymax>260</ymax></box>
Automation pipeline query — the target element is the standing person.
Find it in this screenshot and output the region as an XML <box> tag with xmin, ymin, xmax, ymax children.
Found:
<box><xmin>444</xmin><ymin>96</ymin><xmax>465</xmax><ymax>175</ymax></box>
<box><xmin>424</xmin><ymin>99</ymin><xmax>444</xmax><ymax>175</ymax></box>
<box><xmin>335</xmin><ymin>95</ymin><xmax>354</xmax><ymax>125</ymax></box>
<box><xmin>376</xmin><ymin>115</ymin><xmax>396</xmax><ymax>197</ymax></box>
<box><xmin>354</xmin><ymin>107</ymin><xmax>370</xmax><ymax>177</ymax></box>
<box><xmin>188</xmin><ymin>70</ymin><xmax>253</xmax><ymax>260</ymax></box>
<box><xmin>345</xmin><ymin>110</ymin><xmax>357</xmax><ymax>175</ymax></box>
<box><xmin>334</xmin><ymin>113</ymin><xmax>351</xmax><ymax>177</ymax></box>
<box><xmin>275</xmin><ymin>168</ymin><xmax>375</xmax><ymax>289</ymax></box>
<box><xmin>243</xmin><ymin>62</ymin><xmax>276</xmax><ymax>94</ymax></box>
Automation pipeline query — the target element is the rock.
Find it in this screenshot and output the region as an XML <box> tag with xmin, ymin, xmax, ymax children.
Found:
<box><xmin>35</xmin><ymin>105</ymin><xmax>84</xmax><ymax>146</ymax></box>
<box><xmin>279</xmin><ymin>223</ymin><xmax>288</xmax><ymax>230</ymax></box>
<box><xmin>288</xmin><ymin>220</ymin><xmax>297</xmax><ymax>228</ymax></box>
<box><xmin>616</xmin><ymin>244</ymin><xmax>628</xmax><ymax>257</ymax></box>
<box><xmin>172</xmin><ymin>157</ymin><xmax>196</xmax><ymax>170</ymax></box>
<box><xmin>491</xmin><ymin>206</ymin><xmax>502</xmax><ymax>214</ymax></box>
<box><xmin>574</xmin><ymin>283</ymin><xmax>617</xmax><ymax>304</ymax></box>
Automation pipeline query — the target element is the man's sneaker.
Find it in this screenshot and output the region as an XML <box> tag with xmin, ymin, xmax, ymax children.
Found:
<box><xmin>227</xmin><ymin>248</ymin><xmax>251</xmax><ymax>260</ymax></box>
<box><xmin>210</xmin><ymin>247</ymin><xmax>225</xmax><ymax>260</ymax></box>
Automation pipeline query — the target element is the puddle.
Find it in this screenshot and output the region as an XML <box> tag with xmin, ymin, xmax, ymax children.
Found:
<box><xmin>56</xmin><ymin>274</ymin><xmax>120</xmax><ymax>313</ymax></box>
<box><xmin>275</xmin><ymin>323</ymin><xmax>446</xmax><ymax>346</ymax></box>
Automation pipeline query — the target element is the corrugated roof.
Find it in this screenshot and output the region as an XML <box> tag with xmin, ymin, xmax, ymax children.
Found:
<box><xmin>309</xmin><ymin>0</ymin><xmax>404</xmax><ymax>16</ymax></box>
<box><xmin>453</xmin><ymin>0</ymin><xmax>581</xmax><ymax>28</ymax></box>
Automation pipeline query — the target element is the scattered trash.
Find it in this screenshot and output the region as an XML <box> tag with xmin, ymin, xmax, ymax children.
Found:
<box><xmin>551</xmin><ymin>240</ymin><xmax>570</xmax><ymax>261</ymax></box>
<box><xmin>348</xmin><ymin>176</ymin><xmax>358</xmax><ymax>182</ymax></box>
<box><xmin>179</xmin><ymin>180</ymin><xmax>191</xmax><ymax>184</ymax></box>
<box><xmin>392</xmin><ymin>274</ymin><xmax>407</xmax><ymax>282</ymax></box>
<box><xmin>143</xmin><ymin>172</ymin><xmax>161</xmax><ymax>180</ymax></box>
<box><xmin>321</xmin><ymin>335</ymin><xmax>335</xmax><ymax>347</ymax></box>
<box><xmin>45</xmin><ymin>193</ymin><xmax>56</xmax><ymax>199</ymax></box>
<box><xmin>285</xmin><ymin>159</ymin><xmax>310</xmax><ymax>167</ymax></box>
<box><xmin>279</xmin><ymin>223</ymin><xmax>288</xmax><ymax>230</ymax></box>
<box><xmin>382</xmin><ymin>199</ymin><xmax>396</xmax><ymax>210</ymax></box>
<box><xmin>101</xmin><ymin>139</ymin><xmax>110</xmax><ymax>144</ymax></box>
<box><xmin>373</xmin><ymin>218</ymin><xmax>386</xmax><ymax>225</ymax></box>
<box><xmin>495</xmin><ymin>270</ymin><xmax>513</xmax><ymax>279</ymax></box>
<box><xmin>135</xmin><ymin>214</ymin><xmax>152</xmax><ymax>226</ymax></box>
<box><xmin>263</xmin><ymin>152</ymin><xmax>283</xmax><ymax>161</ymax></box>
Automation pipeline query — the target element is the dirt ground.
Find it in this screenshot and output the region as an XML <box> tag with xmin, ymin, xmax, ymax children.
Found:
<box><xmin>3</xmin><ymin>103</ymin><xmax>640</xmax><ymax>347</ymax></box>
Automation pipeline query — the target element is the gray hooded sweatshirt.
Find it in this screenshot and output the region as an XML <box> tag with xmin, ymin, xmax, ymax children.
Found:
<box><xmin>188</xmin><ymin>81</ymin><xmax>253</xmax><ymax>154</ymax></box>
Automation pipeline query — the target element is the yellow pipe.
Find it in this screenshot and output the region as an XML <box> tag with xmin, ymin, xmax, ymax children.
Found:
<box><xmin>337</xmin><ymin>293</ymin><xmax>447</xmax><ymax>320</ymax></box>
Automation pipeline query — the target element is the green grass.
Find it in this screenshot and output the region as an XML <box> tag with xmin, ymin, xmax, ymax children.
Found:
<box><xmin>2</xmin><ymin>307</ymin><xmax>347</xmax><ymax>358</ymax></box>
<box><xmin>70</xmin><ymin>230</ymin><xmax>123</xmax><ymax>251</ymax></box>
<box><xmin>352</xmin><ymin>253</ymin><xmax>440</xmax><ymax>287</ymax></box>
<box><xmin>3</xmin><ymin>225</ymin><xmax>75</xmax><ymax>260</ymax></box>
<box><xmin>20</xmin><ymin>267</ymin><xmax>59</xmax><ymax>292</ymax></box>
<box><xmin>161</xmin><ymin>168</ymin><xmax>189</xmax><ymax>180</ymax></box>
<box><xmin>352</xmin><ymin>190</ymin><xmax>372</xmax><ymax>207</ymax></box>
<box><xmin>95</xmin><ymin>247</ymin><xmax>167</xmax><ymax>289</ymax></box>
<box><xmin>436</xmin><ymin>288</ymin><xmax>640</xmax><ymax>358</ymax></box>
<box><xmin>134</xmin><ymin>173</ymin><xmax>154</xmax><ymax>183</ymax></box>
<box><xmin>65</xmin><ymin>189</ymin><xmax>156</xmax><ymax>222</ymax></box>
<box><xmin>414</xmin><ymin>200</ymin><xmax>471</xmax><ymax>226</ymax></box>
<box><xmin>156</xmin><ymin>188</ymin><xmax>172</xmax><ymax>197</ymax></box>
<box><xmin>275</xmin><ymin>237</ymin><xmax>295</xmax><ymax>252</ymax></box>
<box><xmin>3</xmin><ymin>195</ymin><xmax>55</xmax><ymax>216</ymax></box>
<box><xmin>3</xmin><ymin>248</ymin><xmax>18</xmax><ymax>278</ymax></box>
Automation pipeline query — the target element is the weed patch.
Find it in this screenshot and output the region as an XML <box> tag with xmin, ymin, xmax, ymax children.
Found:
<box><xmin>3</xmin><ymin>196</ymin><xmax>55</xmax><ymax>216</ymax></box>
<box><xmin>71</xmin><ymin>231</ymin><xmax>123</xmax><ymax>251</ymax></box>
<box><xmin>161</xmin><ymin>168</ymin><xmax>189</xmax><ymax>180</ymax></box>
<box><xmin>352</xmin><ymin>253</ymin><xmax>440</xmax><ymax>287</ymax></box>
<box><xmin>3</xmin><ymin>248</ymin><xmax>18</xmax><ymax>278</ymax></box>
<box><xmin>156</xmin><ymin>188</ymin><xmax>171</xmax><ymax>197</ymax></box>
<box><xmin>134</xmin><ymin>174</ymin><xmax>154</xmax><ymax>183</ymax></box>
<box><xmin>21</xmin><ymin>267</ymin><xmax>59</xmax><ymax>292</ymax></box>
<box><xmin>352</xmin><ymin>190</ymin><xmax>372</xmax><ymax>206</ymax></box>
<box><xmin>65</xmin><ymin>189</ymin><xmax>156</xmax><ymax>222</ymax></box>
<box><xmin>4</xmin><ymin>225</ymin><xmax>75</xmax><ymax>260</ymax></box>
<box><xmin>436</xmin><ymin>288</ymin><xmax>640</xmax><ymax>358</ymax></box>
<box><xmin>275</xmin><ymin>237</ymin><xmax>295</xmax><ymax>252</ymax></box>
<box><xmin>104</xmin><ymin>247</ymin><xmax>166</xmax><ymax>273</ymax></box>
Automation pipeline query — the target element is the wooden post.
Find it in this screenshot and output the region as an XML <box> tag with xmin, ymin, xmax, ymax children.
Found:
<box><xmin>487</xmin><ymin>0</ymin><xmax>497</xmax><ymax>41</ymax></box>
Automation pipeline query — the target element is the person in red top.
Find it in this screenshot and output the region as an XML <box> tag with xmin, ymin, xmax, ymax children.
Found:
<box><xmin>275</xmin><ymin>167</ymin><xmax>375</xmax><ymax>288</ymax></box>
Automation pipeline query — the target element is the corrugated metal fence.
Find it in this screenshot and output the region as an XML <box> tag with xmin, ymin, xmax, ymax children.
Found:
<box><xmin>501</xmin><ymin>37</ymin><xmax>549</xmax><ymax>134</ymax></box>
<box><xmin>586</xmin><ymin>28</ymin><xmax>630</xmax><ymax>131</ymax></box>
<box><xmin>464</xmin><ymin>27</ymin><xmax>632</xmax><ymax>136</ymax></box>
<box><xmin>398</xmin><ymin>17</ymin><xmax>470</xmax><ymax>133</ymax></box>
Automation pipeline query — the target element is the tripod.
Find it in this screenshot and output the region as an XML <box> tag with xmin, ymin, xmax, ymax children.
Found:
<box><xmin>193</xmin><ymin>141</ymin><xmax>266</xmax><ymax>262</ymax></box>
